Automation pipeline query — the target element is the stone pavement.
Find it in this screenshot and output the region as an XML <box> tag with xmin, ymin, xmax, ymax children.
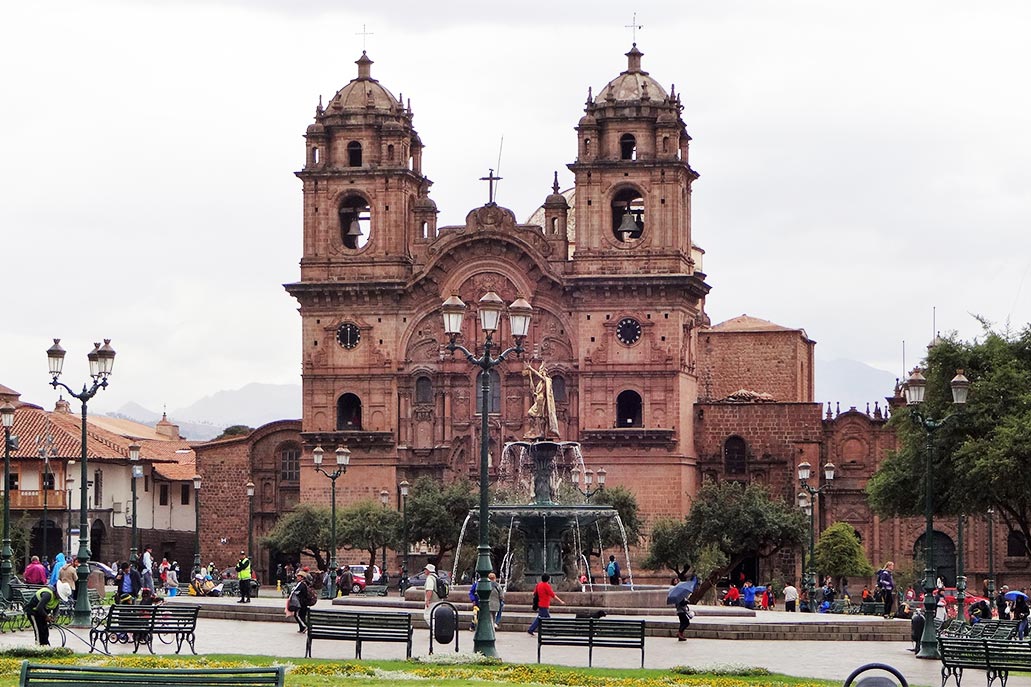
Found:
<box><xmin>1</xmin><ymin>596</ymin><xmax>1026</xmax><ymax>687</ymax></box>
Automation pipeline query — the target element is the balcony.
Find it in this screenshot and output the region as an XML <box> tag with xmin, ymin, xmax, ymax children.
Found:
<box><xmin>4</xmin><ymin>490</ymin><xmax>68</xmax><ymax>510</ymax></box>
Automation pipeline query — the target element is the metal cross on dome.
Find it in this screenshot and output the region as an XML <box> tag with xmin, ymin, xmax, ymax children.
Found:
<box><xmin>355</xmin><ymin>24</ymin><xmax>374</xmax><ymax>51</ymax></box>
<box><xmin>480</xmin><ymin>168</ymin><xmax>502</xmax><ymax>205</ymax></box>
<box><xmin>625</xmin><ymin>12</ymin><xmax>643</xmax><ymax>44</ymax></box>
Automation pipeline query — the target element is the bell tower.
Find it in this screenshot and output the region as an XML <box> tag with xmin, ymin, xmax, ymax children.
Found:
<box><xmin>296</xmin><ymin>52</ymin><xmax>436</xmax><ymax>283</ymax></box>
<box><xmin>569</xmin><ymin>44</ymin><xmax>697</xmax><ymax>277</ymax></box>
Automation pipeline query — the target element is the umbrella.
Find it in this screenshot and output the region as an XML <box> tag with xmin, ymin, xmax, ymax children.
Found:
<box><xmin>1005</xmin><ymin>590</ymin><xmax>1028</xmax><ymax>601</ymax></box>
<box><xmin>666</xmin><ymin>578</ymin><xmax>698</xmax><ymax>605</ymax></box>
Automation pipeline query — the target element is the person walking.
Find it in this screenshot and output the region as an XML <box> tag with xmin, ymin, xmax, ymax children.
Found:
<box><xmin>339</xmin><ymin>565</ymin><xmax>353</xmax><ymax>597</ymax></box>
<box><xmin>877</xmin><ymin>561</ymin><xmax>896</xmax><ymax>618</ymax></box>
<box><xmin>25</xmin><ymin>581</ymin><xmax>71</xmax><ymax>646</ymax></box>
<box><xmin>675</xmin><ymin>595</ymin><xmax>694</xmax><ymax>641</ymax></box>
<box><xmin>527</xmin><ymin>573</ymin><xmax>564</xmax><ymax>635</ymax></box>
<box><xmin>997</xmin><ymin>586</ymin><xmax>1011</xmax><ymax>620</ymax></box>
<box><xmin>783</xmin><ymin>582</ymin><xmax>798</xmax><ymax>612</ymax></box>
<box><xmin>606</xmin><ymin>555</ymin><xmax>621</xmax><ymax>586</ymax></box>
<box><xmin>488</xmin><ymin>572</ymin><xmax>505</xmax><ymax>629</ymax></box>
<box><xmin>422</xmin><ymin>564</ymin><xmax>443</xmax><ymax>626</ymax></box>
<box><xmin>287</xmin><ymin>570</ymin><xmax>314</xmax><ymax>633</ymax></box>
<box><xmin>24</xmin><ymin>556</ymin><xmax>48</xmax><ymax>584</ymax></box>
<box><xmin>236</xmin><ymin>551</ymin><xmax>253</xmax><ymax>603</ymax></box>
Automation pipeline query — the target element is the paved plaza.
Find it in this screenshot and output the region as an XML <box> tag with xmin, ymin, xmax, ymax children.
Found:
<box><xmin>1</xmin><ymin>594</ymin><xmax>1024</xmax><ymax>687</ymax></box>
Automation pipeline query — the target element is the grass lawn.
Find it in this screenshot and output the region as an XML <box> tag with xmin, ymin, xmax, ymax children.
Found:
<box><xmin>0</xmin><ymin>649</ymin><xmax>837</xmax><ymax>687</ymax></box>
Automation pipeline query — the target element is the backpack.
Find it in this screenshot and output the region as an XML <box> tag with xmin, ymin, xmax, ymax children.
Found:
<box><xmin>606</xmin><ymin>560</ymin><xmax>617</xmax><ymax>577</ymax></box>
<box><xmin>305</xmin><ymin>582</ymin><xmax>318</xmax><ymax>606</ymax></box>
<box><xmin>434</xmin><ymin>574</ymin><xmax>449</xmax><ymax>599</ymax></box>
<box><xmin>532</xmin><ymin>590</ymin><xmax>540</xmax><ymax>611</ymax></box>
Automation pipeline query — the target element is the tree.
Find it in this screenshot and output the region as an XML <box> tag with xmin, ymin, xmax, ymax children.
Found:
<box><xmin>867</xmin><ymin>324</ymin><xmax>1031</xmax><ymax>556</ymax></box>
<box><xmin>813</xmin><ymin>521</ymin><xmax>874</xmax><ymax>582</ymax></box>
<box><xmin>338</xmin><ymin>500</ymin><xmax>403</xmax><ymax>568</ymax></box>
<box><xmin>578</xmin><ymin>486</ymin><xmax>643</xmax><ymax>566</ymax></box>
<box><xmin>684</xmin><ymin>480</ymin><xmax>807</xmax><ymax>602</ymax></box>
<box><xmin>213</xmin><ymin>425</ymin><xmax>253</xmax><ymax>441</ymax></box>
<box><xmin>262</xmin><ymin>503</ymin><xmax>333</xmax><ymax>571</ymax></box>
<box><xmin>403</xmin><ymin>477</ymin><xmax>477</xmax><ymax>569</ymax></box>
<box><xmin>642</xmin><ymin>517</ymin><xmax>693</xmax><ymax>579</ymax></box>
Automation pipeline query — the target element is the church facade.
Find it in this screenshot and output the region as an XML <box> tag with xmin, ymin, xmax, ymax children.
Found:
<box><xmin>267</xmin><ymin>46</ymin><xmax>1003</xmax><ymax>588</ymax></box>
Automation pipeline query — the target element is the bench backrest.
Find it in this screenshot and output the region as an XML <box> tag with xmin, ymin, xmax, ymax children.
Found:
<box><xmin>307</xmin><ymin>610</ymin><xmax>411</xmax><ymax>639</ymax></box>
<box><xmin>19</xmin><ymin>661</ymin><xmax>284</xmax><ymax>687</ymax></box>
<box><xmin>539</xmin><ymin>618</ymin><xmax>645</xmax><ymax>641</ymax></box>
<box><xmin>150</xmin><ymin>605</ymin><xmax>200</xmax><ymax>632</ymax></box>
<box><xmin>939</xmin><ymin>638</ymin><xmax>989</xmax><ymax>667</ymax></box>
<box><xmin>103</xmin><ymin>604</ymin><xmax>156</xmax><ymax>632</ymax></box>
<box><xmin>985</xmin><ymin>640</ymin><xmax>1031</xmax><ymax>671</ymax></box>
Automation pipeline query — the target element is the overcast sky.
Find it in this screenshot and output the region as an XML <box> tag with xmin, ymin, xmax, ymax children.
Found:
<box><xmin>3</xmin><ymin>0</ymin><xmax>1029</xmax><ymax>416</ymax></box>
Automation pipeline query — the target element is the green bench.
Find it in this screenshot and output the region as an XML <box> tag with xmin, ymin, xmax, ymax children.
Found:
<box><xmin>305</xmin><ymin>609</ymin><xmax>412</xmax><ymax>659</ymax></box>
<box><xmin>357</xmin><ymin>584</ymin><xmax>388</xmax><ymax>597</ymax></box>
<box><xmin>938</xmin><ymin>637</ymin><xmax>1031</xmax><ymax>687</ymax></box>
<box><xmin>19</xmin><ymin>661</ymin><xmax>283</xmax><ymax>687</ymax></box>
<box><xmin>89</xmin><ymin>603</ymin><xmax>200</xmax><ymax>654</ymax></box>
<box><xmin>537</xmin><ymin>617</ymin><xmax>646</xmax><ymax>667</ymax></box>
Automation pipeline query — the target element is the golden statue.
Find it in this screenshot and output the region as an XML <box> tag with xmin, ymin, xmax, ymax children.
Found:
<box><xmin>523</xmin><ymin>361</ymin><xmax>559</xmax><ymax>439</ymax></box>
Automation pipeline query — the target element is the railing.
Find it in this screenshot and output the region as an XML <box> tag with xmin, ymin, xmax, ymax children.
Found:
<box><xmin>5</xmin><ymin>490</ymin><xmax>68</xmax><ymax>509</ymax></box>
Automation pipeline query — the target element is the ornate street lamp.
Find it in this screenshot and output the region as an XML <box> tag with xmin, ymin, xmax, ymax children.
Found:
<box><xmin>45</xmin><ymin>338</ymin><xmax>116</xmax><ymax>626</ymax></box>
<box><xmin>570</xmin><ymin>466</ymin><xmax>607</xmax><ymax>502</ymax></box>
<box><xmin>797</xmin><ymin>459</ymin><xmax>835</xmax><ymax>612</ymax></box>
<box><xmin>399</xmin><ymin>480</ymin><xmax>410</xmax><ymax>594</ymax></box>
<box><xmin>313</xmin><ymin>445</ymin><xmax>349</xmax><ymax>599</ymax></box>
<box><xmin>1</xmin><ymin>402</ymin><xmax>16</xmax><ymax>601</ymax></box>
<box><xmin>192</xmin><ymin>474</ymin><xmax>202</xmax><ymax>576</ymax></box>
<box><xmin>37</xmin><ymin>431</ymin><xmax>57</xmax><ymax>569</ymax></box>
<box><xmin>905</xmin><ymin>367</ymin><xmax>969</xmax><ymax>659</ymax></box>
<box><xmin>246</xmin><ymin>481</ymin><xmax>255</xmax><ymax>566</ymax></box>
<box><xmin>128</xmin><ymin>443</ymin><xmax>141</xmax><ymax>565</ymax></box>
<box><xmin>440</xmin><ymin>291</ymin><xmax>532</xmax><ymax>656</ymax></box>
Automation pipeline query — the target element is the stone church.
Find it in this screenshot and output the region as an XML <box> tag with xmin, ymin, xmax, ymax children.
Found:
<box><xmin>199</xmin><ymin>44</ymin><xmax>1007</xmax><ymax>589</ymax></box>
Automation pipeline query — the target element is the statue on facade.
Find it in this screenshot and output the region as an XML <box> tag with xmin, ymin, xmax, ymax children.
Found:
<box><xmin>523</xmin><ymin>360</ymin><xmax>559</xmax><ymax>439</ymax></box>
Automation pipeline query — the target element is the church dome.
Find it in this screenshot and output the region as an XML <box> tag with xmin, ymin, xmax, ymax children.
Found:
<box><xmin>326</xmin><ymin>52</ymin><xmax>402</xmax><ymax>113</ymax></box>
<box><xmin>594</xmin><ymin>45</ymin><xmax>668</xmax><ymax>103</ymax></box>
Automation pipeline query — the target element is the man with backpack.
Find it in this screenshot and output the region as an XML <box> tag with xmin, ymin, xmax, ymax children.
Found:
<box><xmin>606</xmin><ymin>555</ymin><xmax>621</xmax><ymax>586</ymax></box>
<box><xmin>422</xmin><ymin>563</ymin><xmax>448</xmax><ymax>625</ymax></box>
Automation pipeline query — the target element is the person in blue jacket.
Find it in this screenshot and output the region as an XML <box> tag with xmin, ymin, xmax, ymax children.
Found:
<box><xmin>742</xmin><ymin>580</ymin><xmax>757</xmax><ymax>609</ymax></box>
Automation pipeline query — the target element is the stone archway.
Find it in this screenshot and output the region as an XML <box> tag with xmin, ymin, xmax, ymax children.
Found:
<box><xmin>914</xmin><ymin>530</ymin><xmax>956</xmax><ymax>587</ymax></box>
<box><xmin>30</xmin><ymin>519</ymin><xmax>63</xmax><ymax>564</ymax></box>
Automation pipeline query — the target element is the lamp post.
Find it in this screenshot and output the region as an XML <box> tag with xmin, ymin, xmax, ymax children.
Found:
<box><xmin>956</xmin><ymin>514</ymin><xmax>966</xmax><ymax>611</ymax></box>
<box><xmin>37</xmin><ymin>431</ymin><xmax>57</xmax><ymax>569</ymax></box>
<box><xmin>246</xmin><ymin>481</ymin><xmax>255</xmax><ymax>567</ymax></box>
<box><xmin>570</xmin><ymin>466</ymin><xmax>606</xmax><ymax>502</ymax></box>
<box><xmin>66</xmin><ymin>474</ymin><xmax>74</xmax><ymax>558</ymax></box>
<box><xmin>379</xmin><ymin>489</ymin><xmax>389</xmax><ymax>578</ymax></box>
<box><xmin>1</xmin><ymin>402</ymin><xmax>16</xmax><ymax>601</ymax></box>
<box><xmin>128</xmin><ymin>443</ymin><xmax>141</xmax><ymax>566</ymax></box>
<box><xmin>46</xmin><ymin>338</ymin><xmax>116</xmax><ymax>627</ymax></box>
<box><xmin>440</xmin><ymin>291</ymin><xmax>532</xmax><ymax>656</ymax></box>
<box><xmin>797</xmin><ymin>459</ymin><xmax>835</xmax><ymax>612</ymax></box>
<box><xmin>312</xmin><ymin>445</ymin><xmax>349</xmax><ymax>599</ymax></box>
<box><xmin>192</xmin><ymin>474</ymin><xmax>201</xmax><ymax>576</ymax></box>
<box><xmin>904</xmin><ymin>367</ymin><xmax>969</xmax><ymax>659</ymax></box>
<box><xmin>987</xmin><ymin>507</ymin><xmax>996</xmax><ymax>600</ymax></box>
<box><xmin>399</xmin><ymin>480</ymin><xmax>410</xmax><ymax>594</ymax></box>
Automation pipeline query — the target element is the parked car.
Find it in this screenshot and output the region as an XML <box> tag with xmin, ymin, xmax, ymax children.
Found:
<box><xmin>406</xmin><ymin>569</ymin><xmax>452</xmax><ymax>590</ymax></box>
<box><xmin>89</xmin><ymin>561</ymin><xmax>117</xmax><ymax>582</ymax></box>
<box><xmin>347</xmin><ymin>564</ymin><xmax>381</xmax><ymax>584</ymax></box>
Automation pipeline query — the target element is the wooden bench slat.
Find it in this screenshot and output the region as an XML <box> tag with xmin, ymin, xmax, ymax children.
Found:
<box><xmin>21</xmin><ymin>661</ymin><xmax>283</xmax><ymax>687</ymax></box>
<box><xmin>304</xmin><ymin>610</ymin><xmax>412</xmax><ymax>660</ymax></box>
<box><xmin>538</xmin><ymin>618</ymin><xmax>645</xmax><ymax>668</ymax></box>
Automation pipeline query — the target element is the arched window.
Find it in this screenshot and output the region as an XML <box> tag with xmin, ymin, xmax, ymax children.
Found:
<box><xmin>336</xmin><ymin>393</ymin><xmax>363</xmax><ymax>430</ymax></box>
<box><xmin>339</xmin><ymin>194</ymin><xmax>371</xmax><ymax>250</ymax></box>
<box><xmin>1007</xmin><ymin>531</ymin><xmax>1028</xmax><ymax>557</ymax></box>
<box><xmin>279</xmin><ymin>443</ymin><xmax>300</xmax><ymax>482</ymax></box>
<box><xmin>387</xmin><ymin>144</ymin><xmax>395</xmax><ymax>161</ymax></box>
<box><xmin>616</xmin><ymin>390</ymin><xmax>642</xmax><ymax>427</ymax></box>
<box><xmin>347</xmin><ymin>141</ymin><xmax>363</xmax><ymax>167</ymax></box>
<box><xmin>475</xmin><ymin>370</ymin><xmax>501</xmax><ymax>414</ymax></box>
<box><xmin>724</xmin><ymin>436</ymin><xmax>747</xmax><ymax>474</ymax></box>
<box><xmin>662</xmin><ymin>136</ymin><xmax>670</xmax><ymax>153</ymax></box>
<box><xmin>611</xmin><ymin>187</ymin><xmax>645</xmax><ymax>242</ymax></box>
<box><xmin>415</xmin><ymin>376</ymin><xmax>433</xmax><ymax>404</ymax></box>
<box><xmin>552</xmin><ymin>375</ymin><xmax>567</xmax><ymax>403</ymax></box>
<box><xmin>620</xmin><ymin>133</ymin><xmax>637</xmax><ymax>160</ymax></box>
<box><xmin>313</xmin><ymin>147</ymin><xmax>320</xmax><ymax>164</ymax></box>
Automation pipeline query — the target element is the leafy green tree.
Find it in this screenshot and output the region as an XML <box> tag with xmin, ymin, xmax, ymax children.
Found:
<box><xmin>262</xmin><ymin>503</ymin><xmax>333</xmax><ymax>570</ymax></box>
<box><xmin>338</xmin><ymin>500</ymin><xmax>403</xmax><ymax>568</ymax></box>
<box><xmin>213</xmin><ymin>425</ymin><xmax>254</xmax><ymax>441</ymax></box>
<box><xmin>642</xmin><ymin>516</ymin><xmax>693</xmax><ymax>579</ymax></box>
<box><xmin>867</xmin><ymin>325</ymin><xmax>1031</xmax><ymax>556</ymax></box>
<box><xmin>578</xmin><ymin>486</ymin><xmax>643</xmax><ymax>566</ymax></box>
<box><xmin>404</xmin><ymin>477</ymin><xmax>477</xmax><ymax>569</ymax></box>
<box><xmin>685</xmin><ymin>481</ymin><xmax>807</xmax><ymax>602</ymax></box>
<box><xmin>813</xmin><ymin>521</ymin><xmax>874</xmax><ymax>582</ymax></box>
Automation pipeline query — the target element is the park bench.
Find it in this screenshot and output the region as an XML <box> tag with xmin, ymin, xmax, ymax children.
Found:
<box><xmin>357</xmin><ymin>584</ymin><xmax>389</xmax><ymax>597</ymax></box>
<box><xmin>938</xmin><ymin>637</ymin><xmax>1031</xmax><ymax>687</ymax></box>
<box><xmin>19</xmin><ymin>661</ymin><xmax>283</xmax><ymax>687</ymax></box>
<box><xmin>89</xmin><ymin>603</ymin><xmax>200</xmax><ymax>655</ymax></box>
<box><xmin>304</xmin><ymin>609</ymin><xmax>412</xmax><ymax>659</ymax></box>
<box><xmin>537</xmin><ymin>617</ymin><xmax>646</xmax><ymax>667</ymax></box>
<box><xmin>859</xmin><ymin>601</ymin><xmax>883</xmax><ymax>615</ymax></box>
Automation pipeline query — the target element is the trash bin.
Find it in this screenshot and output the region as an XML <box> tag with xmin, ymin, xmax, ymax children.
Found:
<box><xmin>430</xmin><ymin>601</ymin><xmax>460</xmax><ymax>654</ymax></box>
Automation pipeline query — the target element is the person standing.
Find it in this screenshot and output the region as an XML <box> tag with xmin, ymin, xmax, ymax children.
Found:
<box><xmin>877</xmin><ymin>561</ymin><xmax>896</xmax><ymax>618</ymax></box>
<box><xmin>783</xmin><ymin>582</ymin><xmax>799</xmax><ymax>612</ymax></box>
<box><xmin>488</xmin><ymin>572</ymin><xmax>505</xmax><ymax>629</ymax></box>
<box><xmin>114</xmin><ymin>560</ymin><xmax>142</xmax><ymax>603</ymax></box>
<box><xmin>59</xmin><ymin>556</ymin><xmax>79</xmax><ymax>601</ymax></box>
<box><xmin>24</xmin><ymin>556</ymin><xmax>48</xmax><ymax>584</ymax></box>
<box><xmin>287</xmin><ymin>571</ymin><xmax>314</xmax><ymax>633</ymax></box>
<box><xmin>606</xmin><ymin>555</ymin><xmax>621</xmax><ymax>586</ymax></box>
<box><xmin>236</xmin><ymin>551</ymin><xmax>253</xmax><ymax>603</ymax></box>
<box><xmin>48</xmin><ymin>553</ymin><xmax>65</xmax><ymax>587</ymax></box>
<box><xmin>26</xmin><ymin>581</ymin><xmax>71</xmax><ymax>646</ymax></box>
<box><xmin>141</xmin><ymin>545</ymin><xmax>155</xmax><ymax>591</ymax></box>
<box><xmin>422</xmin><ymin>563</ymin><xmax>442</xmax><ymax>626</ymax></box>
<box><xmin>165</xmin><ymin>562</ymin><xmax>179</xmax><ymax>596</ymax></box>
<box><xmin>675</xmin><ymin>595</ymin><xmax>693</xmax><ymax>641</ymax></box>
<box><xmin>339</xmin><ymin>565</ymin><xmax>353</xmax><ymax>596</ymax></box>
<box><xmin>997</xmin><ymin>586</ymin><xmax>1011</xmax><ymax>620</ymax></box>
<box><xmin>527</xmin><ymin>573</ymin><xmax>564</xmax><ymax>635</ymax></box>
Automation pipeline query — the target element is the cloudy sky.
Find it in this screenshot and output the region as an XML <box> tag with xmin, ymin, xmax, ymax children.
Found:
<box><xmin>3</xmin><ymin>0</ymin><xmax>1029</xmax><ymax>416</ymax></box>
